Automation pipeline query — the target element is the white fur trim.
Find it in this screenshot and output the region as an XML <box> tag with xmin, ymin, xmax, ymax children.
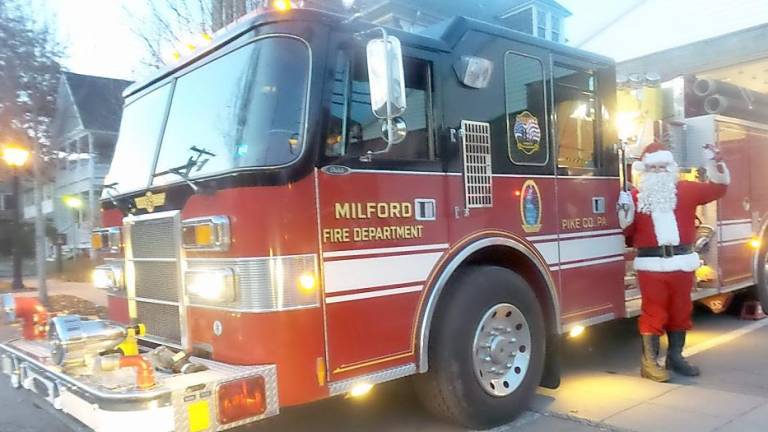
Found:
<box><xmin>633</xmin><ymin>252</ymin><xmax>701</xmax><ymax>272</ymax></box>
<box><xmin>650</xmin><ymin>210</ymin><xmax>680</xmax><ymax>246</ymax></box>
<box><xmin>643</xmin><ymin>150</ymin><xmax>675</xmax><ymax>166</ymax></box>
<box><xmin>706</xmin><ymin>160</ymin><xmax>731</xmax><ymax>185</ymax></box>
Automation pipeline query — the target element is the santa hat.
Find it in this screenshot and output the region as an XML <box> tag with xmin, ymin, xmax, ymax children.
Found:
<box><xmin>632</xmin><ymin>142</ymin><xmax>676</xmax><ymax>173</ymax></box>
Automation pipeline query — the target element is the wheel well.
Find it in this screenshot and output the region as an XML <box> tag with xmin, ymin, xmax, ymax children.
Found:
<box><xmin>462</xmin><ymin>246</ymin><xmax>558</xmax><ymax>337</ymax></box>
<box><xmin>417</xmin><ymin>239</ymin><xmax>561</xmax><ymax>377</ymax></box>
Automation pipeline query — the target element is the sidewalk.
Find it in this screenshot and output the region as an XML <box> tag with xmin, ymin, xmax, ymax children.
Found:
<box><xmin>2</xmin><ymin>278</ymin><xmax>106</xmax><ymax>307</ymax></box>
<box><xmin>532</xmin><ymin>362</ymin><xmax>768</xmax><ymax>432</ymax></box>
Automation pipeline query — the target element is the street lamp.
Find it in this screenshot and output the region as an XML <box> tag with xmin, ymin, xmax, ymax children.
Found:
<box><xmin>63</xmin><ymin>195</ymin><xmax>83</xmax><ymax>209</ymax></box>
<box><xmin>2</xmin><ymin>144</ymin><xmax>31</xmax><ymax>291</ymax></box>
<box><xmin>63</xmin><ymin>195</ymin><xmax>83</xmax><ymax>259</ymax></box>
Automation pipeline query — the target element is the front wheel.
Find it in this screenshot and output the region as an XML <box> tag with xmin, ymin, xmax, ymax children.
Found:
<box><xmin>414</xmin><ymin>266</ymin><xmax>546</xmax><ymax>430</ymax></box>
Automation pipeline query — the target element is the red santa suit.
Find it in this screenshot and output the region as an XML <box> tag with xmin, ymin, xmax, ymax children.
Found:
<box><xmin>621</xmin><ymin>143</ymin><xmax>729</xmax><ymax>335</ymax></box>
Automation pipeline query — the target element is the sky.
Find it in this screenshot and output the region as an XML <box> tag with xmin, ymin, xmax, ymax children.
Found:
<box><xmin>32</xmin><ymin>0</ymin><xmax>149</xmax><ymax>81</ymax></box>
<box><xmin>30</xmin><ymin>0</ymin><xmax>767</xmax><ymax>82</ymax></box>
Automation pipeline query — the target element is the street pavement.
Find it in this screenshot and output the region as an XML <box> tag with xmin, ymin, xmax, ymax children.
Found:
<box><xmin>1</xmin><ymin>282</ymin><xmax>767</xmax><ymax>431</ymax></box>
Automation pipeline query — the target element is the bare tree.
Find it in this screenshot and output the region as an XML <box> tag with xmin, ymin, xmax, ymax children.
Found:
<box><xmin>125</xmin><ymin>0</ymin><xmax>360</xmax><ymax>68</ymax></box>
<box><xmin>0</xmin><ymin>0</ymin><xmax>63</xmax><ymax>149</ymax></box>
<box><xmin>124</xmin><ymin>0</ymin><xmax>223</xmax><ymax>68</ymax></box>
<box><xmin>0</xmin><ymin>0</ymin><xmax>63</xmax><ymax>303</ymax></box>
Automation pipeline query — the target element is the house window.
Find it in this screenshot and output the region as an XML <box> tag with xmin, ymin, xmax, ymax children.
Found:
<box><xmin>551</xmin><ymin>15</ymin><xmax>561</xmax><ymax>42</ymax></box>
<box><xmin>536</xmin><ymin>9</ymin><xmax>548</xmax><ymax>39</ymax></box>
<box><xmin>501</xmin><ymin>8</ymin><xmax>533</xmax><ymax>34</ymax></box>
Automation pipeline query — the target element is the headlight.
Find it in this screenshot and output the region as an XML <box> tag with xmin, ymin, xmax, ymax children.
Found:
<box><xmin>182</xmin><ymin>216</ymin><xmax>231</xmax><ymax>251</ymax></box>
<box><xmin>92</xmin><ymin>265</ymin><xmax>124</xmax><ymax>290</ymax></box>
<box><xmin>91</xmin><ymin>227</ymin><xmax>122</xmax><ymax>253</ymax></box>
<box><xmin>186</xmin><ymin>268</ymin><xmax>236</xmax><ymax>303</ymax></box>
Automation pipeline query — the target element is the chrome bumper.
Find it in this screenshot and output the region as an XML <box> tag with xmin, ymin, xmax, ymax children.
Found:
<box><xmin>0</xmin><ymin>337</ymin><xmax>279</xmax><ymax>432</ymax></box>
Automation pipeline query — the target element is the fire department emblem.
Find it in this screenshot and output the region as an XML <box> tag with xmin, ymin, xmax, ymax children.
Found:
<box><xmin>134</xmin><ymin>191</ymin><xmax>166</xmax><ymax>213</ymax></box>
<box><xmin>520</xmin><ymin>180</ymin><xmax>542</xmax><ymax>233</ymax></box>
<box><xmin>513</xmin><ymin>111</ymin><xmax>541</xmax><ymax>155</ymax></box>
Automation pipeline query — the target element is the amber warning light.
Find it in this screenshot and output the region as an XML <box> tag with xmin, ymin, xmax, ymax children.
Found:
<box><xmin>217</xmin><ymin>376</ymin><xmax>267</xmax><ymax>424</ymax></box>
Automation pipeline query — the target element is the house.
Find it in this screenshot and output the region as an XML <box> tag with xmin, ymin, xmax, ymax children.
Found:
<box><xmin>350</xmin><ymin>0</ymin><xmax>571</xmax><ymax>42</ymax></box>
<box><xmin>47</xmin><ymin>72</ymin><xmax>131</xmax><ymax>252</ymax></box>
<box><xmin>213</xmin><ymin>0</ymin><xmax>571</xmax><ymax>42</ymax></box>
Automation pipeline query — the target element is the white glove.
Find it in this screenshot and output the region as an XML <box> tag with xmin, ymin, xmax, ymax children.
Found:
<box><xmin>703</xmin><ymin>145</ymin><xmax>730</xmax><ymax>185</ymax></box>
<box><xmin>617</xmin><ymin>191</ymin><xmax>635</xmax><ymax>229</ymax></box>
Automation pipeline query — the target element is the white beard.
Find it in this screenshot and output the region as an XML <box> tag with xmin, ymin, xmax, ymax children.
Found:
<box><xmin>637</xmin><ymin>169</ymin><xmax>678</xmax><ymax>214</ymax></box>
<box><xmin>637</xmin><ymin>168</ymin><xmax>680</xmax><ymax>246</ymax></box>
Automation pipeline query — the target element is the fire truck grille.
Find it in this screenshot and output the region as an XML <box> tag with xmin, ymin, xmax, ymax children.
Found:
<box><xmin>127</xmin><ymin>214</ymin><xmax>183</xmax><ymax>346</ymax></box>
<box><xmin>135</xmin><ymin>300</ymin><xmax>182</xmax><ymax>343</ymax></box>
<box><xmin>134</xmin><ymin>261</ymin><xmax>180</xmax><ymax>302</ymax></box>
<box><xmin>130</xmin><ymin>218</ymin><xmax>177</xmax><ymax>259</ymax></box>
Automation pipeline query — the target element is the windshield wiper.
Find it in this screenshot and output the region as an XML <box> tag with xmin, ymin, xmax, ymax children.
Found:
<box><xmin>152</xmin><ymin>146</ymin><xmax>216</xmax><ymax>193</ymax></box>
<box><xmin>103</xmin><ymin>182</ymin><xmax>131</xmax><ymax>215</ymax></box>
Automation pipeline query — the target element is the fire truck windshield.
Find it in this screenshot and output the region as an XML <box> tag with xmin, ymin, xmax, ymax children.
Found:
<box><xmin>103</xmin><ymin>36</ymin><xmax>310</xmax><ymax>196</ymax></box>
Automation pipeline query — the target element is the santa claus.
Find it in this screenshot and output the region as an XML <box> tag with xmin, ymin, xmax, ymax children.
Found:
<box><xmin>618</xmin><ymin>142</ymin><xmax>729</xmax><ymax>382</ymax></box>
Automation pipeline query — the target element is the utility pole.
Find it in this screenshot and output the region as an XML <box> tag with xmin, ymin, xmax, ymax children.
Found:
<box><xmin>10</xmin><ymin>168</ymin><xmax>23</xmax><ymax>291</ymax></box>
<box><xmin>33</xmin><ymin>138</ymin><xmax>48</xmax><ymax>306</ymax></box>
<box><xmin>2</xmin><ymin>145</ymin><xmax>30</xmax><ymax>291</ymax></box>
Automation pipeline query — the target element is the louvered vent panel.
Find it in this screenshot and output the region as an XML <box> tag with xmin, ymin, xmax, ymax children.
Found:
<box><xmin>461</xmin><ymin>120</ymin><xmax>493</xmax><ymax>208</ymax></box>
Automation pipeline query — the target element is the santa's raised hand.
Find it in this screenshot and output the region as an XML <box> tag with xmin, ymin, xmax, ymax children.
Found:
<box><xmin>703</xmin><ymin>144</ymin><xmax>730</xmax><ymax>185</ymax></box>
<box><xmin>617</xmin><ymin>190</ymin><xmax>635</xmax><ymax>229</ymax></box>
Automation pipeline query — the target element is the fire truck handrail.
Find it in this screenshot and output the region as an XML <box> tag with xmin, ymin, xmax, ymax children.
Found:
<box><xmin>417</xmin><ymin>236</ymin><xmax>559</xmax><ymax>373</ymax></box>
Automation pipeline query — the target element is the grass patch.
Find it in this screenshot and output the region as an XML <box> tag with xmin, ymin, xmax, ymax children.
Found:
<box><xmin>47</xmin><ymin>294</ymin><xmax>107</xmax><ymax>319</ymax></box>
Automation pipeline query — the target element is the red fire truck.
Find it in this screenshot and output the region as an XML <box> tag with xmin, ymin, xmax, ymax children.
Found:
<box><xmin>2</xmin><ymin>4</ymin><xmax>768</xmax><ymax>432</ymax></box>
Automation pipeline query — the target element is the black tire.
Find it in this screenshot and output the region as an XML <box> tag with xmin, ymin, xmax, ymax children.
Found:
<box><xmin>754</xmin><ymin>234</ymin><xmax>768</xmax><ymax>313</ymax></box>
<box><xmin>414</xmin><ymin>265</ymin><xmax>546</xmax><ymax>430</ymax></box>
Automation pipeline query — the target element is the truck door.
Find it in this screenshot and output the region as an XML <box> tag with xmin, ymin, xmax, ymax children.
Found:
<box><xmin>439</xmin><ymin>32</ymin><xmax>560</xmax><ymax>295</ymax></box>
<box><xmin>550</xmin><ymin>57</ymin><xmax>627</xmax><ymax>326</ymax></box>
<box><xmin>316</xmin><ymin>47</ymin><xmax>446</xmax><ymax>381</ymax></box>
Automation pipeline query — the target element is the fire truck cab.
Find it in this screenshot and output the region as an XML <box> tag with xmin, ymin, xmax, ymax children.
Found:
<box><xmin>7</xmin><ymin>5</ymin><xmax>739</xmax><ymax>432</ymax></box>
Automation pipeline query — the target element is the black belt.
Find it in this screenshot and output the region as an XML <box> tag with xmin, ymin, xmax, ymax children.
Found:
<box><xmin>636</xmin><ymin>245</ymin><xmax>693</xmax><ymax>258</ymax></box>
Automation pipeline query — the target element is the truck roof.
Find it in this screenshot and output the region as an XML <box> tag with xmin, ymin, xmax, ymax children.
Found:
<box><xmin>125</xmin><ymin>7</ymin><xmax>613</xmax><ymax>99</ymax></box>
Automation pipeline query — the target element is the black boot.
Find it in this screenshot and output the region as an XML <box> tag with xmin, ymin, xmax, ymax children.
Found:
<box><xmin>666</xmin><ymin>331</ymin><xmax>700</xmax><ymax>376</ymax></box>
<box><xmin>641</xmin><ymin>335</ymin><xmax>670</xmax><ymax>382</ymax></box>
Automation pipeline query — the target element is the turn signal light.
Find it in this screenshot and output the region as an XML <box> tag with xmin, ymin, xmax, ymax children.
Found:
<box><xmin>349</xmin><ymin>383</ymin><xmax>374</xmax><ymax>398</ymax></box>
<box><xmin>217</xmin><ymin>376</ymin><xmax>267</xmax><ymax>424</ymax></box>
<box><xmin>91</xmin><ymin>227</ymin><xmax>122</xmax><ymax>252</ymax></box>
<box><xmin>569</xmin><ymin>325</ymin><xmax>585</xmax><ymax>338</ymax></box>
<box><xmin>749</xmin><ymin>238</ymin><xmax>761</xmax><ymax>249</ymax></box>
<box><xmin>273</xmin><ymin>0</ymin><xmax>293</xmax><ymax>11</ymax></box>
<box><xmin>298</xmin><ymin>272</ymin><xmax>316</xmax><ymax>292</ymax></box>
<box><xmin>182</xmin><ymin>216</ymin><xmax>231</xmax><ymax>251</ymax></box>
<box><xmin>91</xmin><ymin>233</ymin><xmax>103</xmax><ymax>249</ymax></box>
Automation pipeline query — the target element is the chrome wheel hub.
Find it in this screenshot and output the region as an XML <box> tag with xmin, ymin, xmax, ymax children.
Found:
<box><xmin>472</xmin><ymin>303</ymin><xmax>531</xmax><ymax>397</ymax></box>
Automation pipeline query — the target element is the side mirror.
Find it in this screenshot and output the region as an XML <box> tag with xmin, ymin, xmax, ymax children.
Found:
<box><xmin>380</xmin><ymin>117</ymin><xmax>407</xmax><ymax>144</ymax></box>
<box><xmin>366</xmin><ymin>35</ymin><xmax>407</xmax><ymax>119</ymax></box>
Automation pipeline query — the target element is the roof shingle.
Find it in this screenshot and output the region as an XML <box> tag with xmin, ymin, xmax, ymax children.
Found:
<box><xmin>64</xmin><ymin>72</ymin><xmax>132</xmax><ymax>132</ymax></box>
